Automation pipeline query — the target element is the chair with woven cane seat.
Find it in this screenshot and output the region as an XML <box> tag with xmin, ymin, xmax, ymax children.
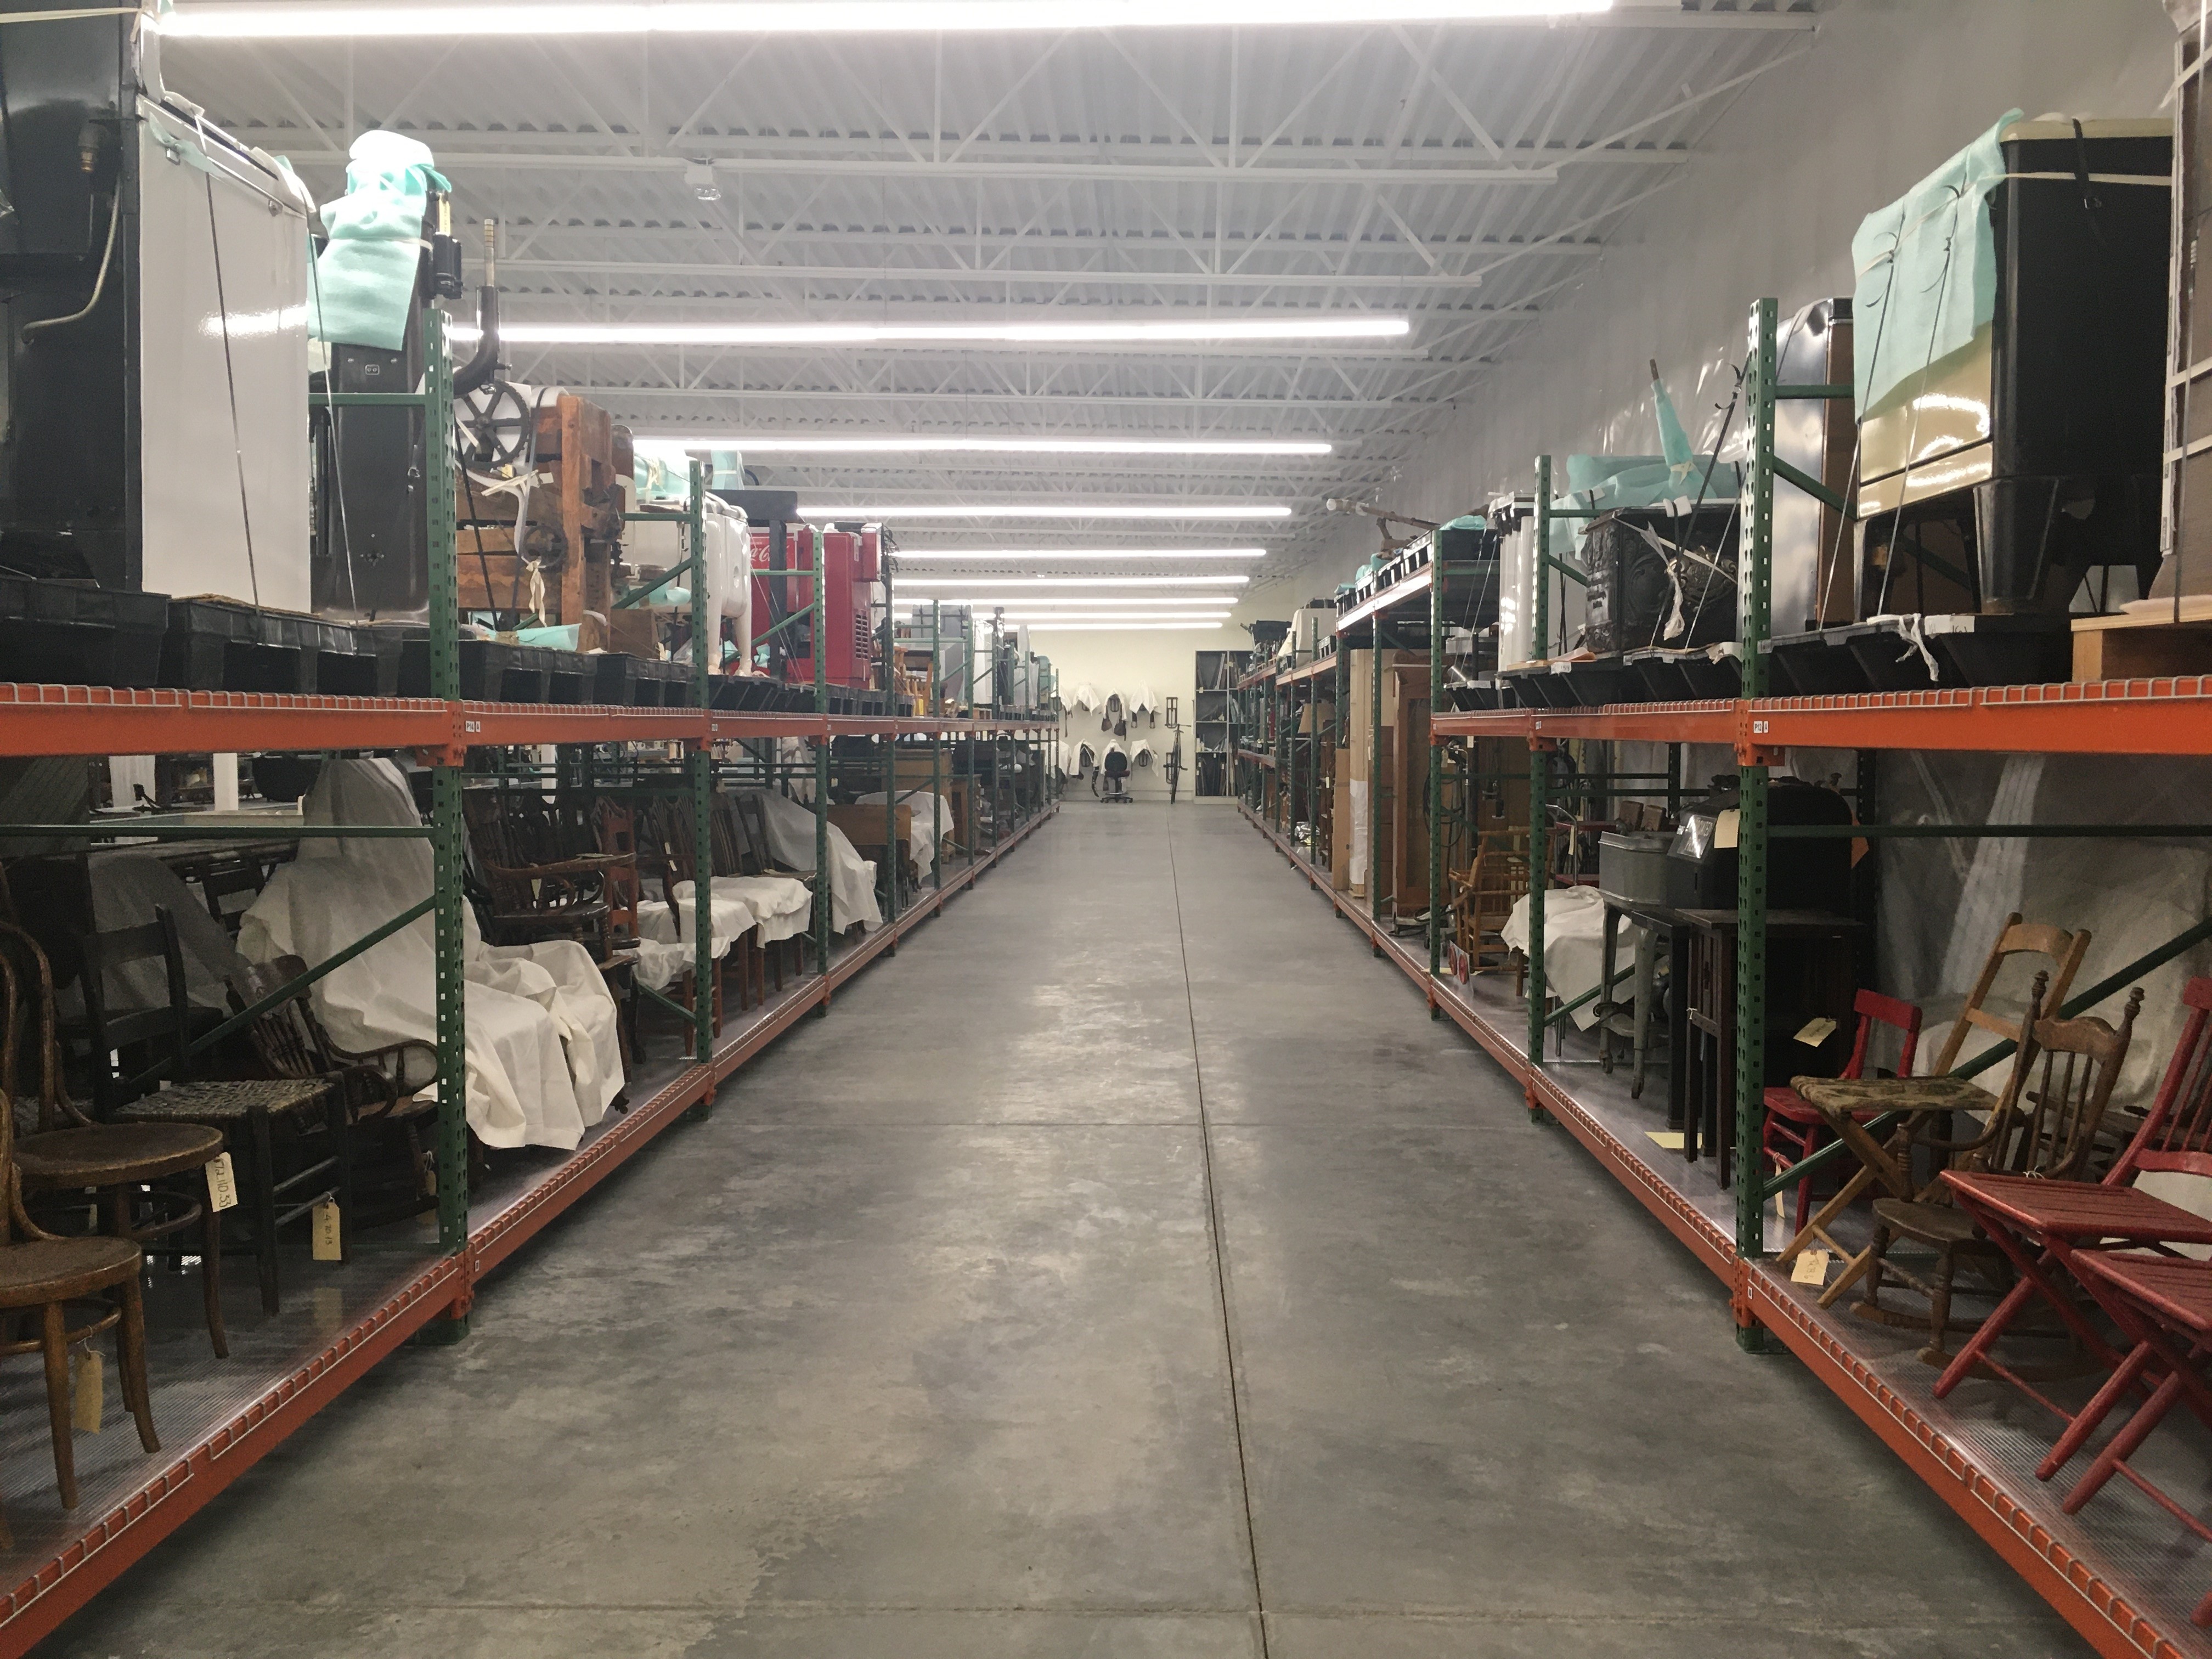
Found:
<box><xmin>1858</xmin><ymin>976</ymin><xmax>2140</xmax><ymax>1366</ymax></box>
<box><xmin>0</xmin><ymin>1142</ymin><xmax>159</xmax><ymax>1542</ymax></box>
<box><xmin>0</xmin><ymin>920</ymin><xmax>230</xmax><ymax>1357</ymax></box>
<box><xmin>1777</xmin><ymin>912</ymin><xmax>2091</xmax><ymax>1306</ymax></box>
<box><xmin>77</xmin><ymin>909</ymin><xmax>348</xmax><ymax>1319</ymax></box>
<box><xmin>230</xmin><ymin>956</ymin><xmax>438</xmax><ymax>1232</ymax></box>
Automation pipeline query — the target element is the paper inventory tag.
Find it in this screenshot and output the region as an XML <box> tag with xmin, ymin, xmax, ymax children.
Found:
<box><xmin>1794</xmin><ymin>1017</ymin><xmax>1838</xmax><ymax>1047</ymax></box>
<box><xmin>205</xmin><ymin>1153</ymin><xmax>238</xmax><ymax>1214</ymax></box>
<box><xmin>70</xmin><ymin>1349</ymin><xmax>102</xmax><ymax>1434</ymax></box>
<box><xmin>312</xmin><ymin>1200</ymin><xmax>343</xmax><ymax>1262</ymax></box>
<box><xmin>1714</xmin><ymin>808</ymin><xmax>1740</xmax><ymax>849</ymax></box>
<box><xmin>1791</xmin><ymin>1250</ymin><xmax>1831</xmax><ymax>1286</ymax></box>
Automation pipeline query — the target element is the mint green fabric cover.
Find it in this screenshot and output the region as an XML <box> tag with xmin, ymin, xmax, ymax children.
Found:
<box><xmin>310</xmin><ymin>131</ymin><xmax>450</xmax><ymax>351</ymax></box>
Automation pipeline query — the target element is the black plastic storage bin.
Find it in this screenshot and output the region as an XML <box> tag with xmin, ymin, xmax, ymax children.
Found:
<box><xmin>160</xmin><ymin>599</ymin><xmax>373</xmax><ymax>696</ymax></box>
<box><xmin>0</xmin><ymin>577</ymin><xmax>170</xmax><ymax>687</ymax></box>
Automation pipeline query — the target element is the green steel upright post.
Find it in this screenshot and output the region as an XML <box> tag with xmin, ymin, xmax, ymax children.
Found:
<box><xmin>931</xmin><ymin>601</ymin><xmax>944</xmax><ymax>890</ymax></box>
<box><xmin>688</xmin><ymin>462</ymin><xmax>714</xmax><ymax>1062</ymax></box>
<box><xmin>883</xmin><ymin>544</ymin><xmax>898</xmax><ymax>925</ymax></box>
<box><xmin>423</xmin><ymin>304</ymin><xmax>470</xmax><ymax>1271</ymax></box>
<box><xmin>1429</xmin><ymin>536</ymin><xmax>1446</xmax><ymax>980</ymax></box>
<box><xmin>1369</xmin><ymin>628</ymin><xmax>1384</xmax><ymax>945</ymax></box>
<box><xmin>814</xmin><ymin>531</ymin><xmax>832</xmax><ymax>990</ymax></box>
<box><xmin>1284</xmin><ymin>650</ymin><xmax>1297</xmax><ymax>840</ymax></box>
<box><xmin>1735</xmin><ymin>298</ymin><xmax>1779</xmax><ymax>1296</ymax></box>
<box><xmin>1527</xmin><ymin>455</ymin><xmax>1553</xmax><ymax>1074</ymax></box>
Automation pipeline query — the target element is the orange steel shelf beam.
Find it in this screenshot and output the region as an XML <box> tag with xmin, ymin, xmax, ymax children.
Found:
<box><xmin>0</xmin><ymin>684</ymin><xmax>450</xmax><ymax>759</ymax></box>
<box><xmin>1430</xmin><ymin>680</ymin><xmax>2212</xmax><ymax>758</ymax></box>
<box><xmin>0</xmin><ymin>683</ymin><xmax>1053</xmax><ymax>760</ymax></box>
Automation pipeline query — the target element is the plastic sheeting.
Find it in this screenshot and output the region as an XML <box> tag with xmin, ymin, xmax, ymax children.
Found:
<box><xmin>236</xmin><ymin>760</ymin><xmax>622</xmax><ymax>1150</ymax></box>
<box><xmin>309</xmin><ymin>132</ymin><xmax>448</xmax><ymax>352</ymax></box>
<box><xmin>1852</xmin><ymin>108</ymin><xmax>2022</xmax><ymax>419</ymax></box>
<box><xmin>736</xmin><ymin>789</ymin><xmax>882</xmax><ymax>932</ymax></box>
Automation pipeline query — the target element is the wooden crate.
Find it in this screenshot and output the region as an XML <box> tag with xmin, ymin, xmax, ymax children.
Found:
<box><xmin>2072</xmin><ymin>598</ymin><xmax>2212</xmax><ymax>680</ymax></box>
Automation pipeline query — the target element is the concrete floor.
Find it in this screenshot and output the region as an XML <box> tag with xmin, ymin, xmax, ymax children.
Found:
<box><xmin>47</xmin><ymin>801</ymin><xmax>2091</xmax><ymax>1658</ymax></box>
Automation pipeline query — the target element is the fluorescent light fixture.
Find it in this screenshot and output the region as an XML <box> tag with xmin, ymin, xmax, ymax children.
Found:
<box><xmin>639</xmin><ymin>434</ymin><xmax>1330</xmax><ymax>457</ymax></box>
<box><xmin>1024</xmin><ymin>622</ymin><xmax>1227</xmax><ymax>631</ymax></box>
<box><xmin>1003</xmin><ymin>612</ymin><xmax>1231</xmax><ymax>622</ymax></box>
<box><xmin>895</xmin><ymin>548</ymin><xmax>1269</xmax><ymax>560</ymax></box>
<box><xmin>900</xmin><ymin>575</ymin><xmax>1248</xmax><ymax>586</ymax></box>
<box><xmin>161</xmin><ymin>2</ymin><xmax>1610</xmax><ymax>42</ymax></box>
<box><xmin>803</xmin><ymin>504</ymin><xmax>1290</xmax><ymax>520</ymax></box>
<box><xmin>915</xmin><ymin>599</ymin><xmax>1239</xmax><ymax>608</ymax></box>
<box><xmin>458</xmin><ymin>318</ymin><xmax>1404</xmax><ymax>347</ymax></box>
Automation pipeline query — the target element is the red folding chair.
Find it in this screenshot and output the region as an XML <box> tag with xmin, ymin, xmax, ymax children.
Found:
<box><xmin>2061</xmin><ymin>1251</ymin><xmax>2212</xmax><ymax>1627</ymax></box>
<box><xmin>1762</xmin><ymin>989</ymin><xmax>1922</xmax><ymax>1235</ymax></box>
<box><xmin>1934</xmin><ymin>976</ymin><xmax>2212</xmax><ymax>1482</ymax></box>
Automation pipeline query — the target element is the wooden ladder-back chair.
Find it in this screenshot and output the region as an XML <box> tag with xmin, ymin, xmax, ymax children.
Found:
<box><xmin>1454</xmin><ymin>830</ymin><xmax>1529</xmax><ymax>977</ymax></box>
<box><xmin>1780</xmin><ymin>912</ymin><xmax>2092</xmax><ymax>1302</ymax></box>
<box><xmin>1858</xmin><ymin>974</ymin><xmax>2141</xmax><ymax>1365</ymax></box>
<box><xmin>0</xmin><ymin>919</ymin><xmax>230</xmax><ymax>1356</ymax></box>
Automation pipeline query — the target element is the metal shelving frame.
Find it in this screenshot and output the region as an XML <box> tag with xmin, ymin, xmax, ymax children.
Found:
<box><xmin>0</xmin><ymin>304</ymin><xmax>1056</xmax><ymax>1654</ymax></box>
<box><xmin>1232</xmin><ymin>297</ymin><xmax>2212</xmax><ymax>1659</ymax></box>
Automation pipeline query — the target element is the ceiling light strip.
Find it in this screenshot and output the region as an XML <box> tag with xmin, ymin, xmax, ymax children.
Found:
<box><xmin>161</xmin><ymin>1</ymin><xmax>1610</xmax><ymax>41</ymax></box>
<box><xmin>899</xmin><ymin>575</ymin><xmax>1248</xmax><ymax>586</ymax></box>
<box><xmin>893</xmin><ymin>548</ymin><xmax>1269</xmax><ymax>560</ymax></box>
<box><xmin>465</xmin><ymin>318</ymin><xmax>1404</xmax><ymax>347</ymax></box>
<box><xmin>802</xmin><ymin>505</ymin><xmax>1290</xmax><ymax>520</ymax></box>
<box><xmin>637</xmin><ymin>435</ymin><xmax>1329</xmax><ymax>456</ymax></box>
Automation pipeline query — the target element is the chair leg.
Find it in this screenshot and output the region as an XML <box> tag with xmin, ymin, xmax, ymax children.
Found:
<box><xmin>201</xmin><ymin>1193</ymin><xmax>229</xmax><ymax>1359</ymax></box>
<box><xmin>1922</xmin><ymin>1245</ymin><xmax>1957</xmax><ymax>1367</ymax></box>
<box><xmin>41</xmin><ymin>1302</ymin><xmax>77</xmax><ymax>1509</ymax></box>
<box><xmin>1855</xmin><ymin>1223</ymin><xmax>1894</xmax><ymax>1316</ymax></box>
<box><xmin>117</xmin><ymin>1276</ymin><xmax>159</xmax><ymax>1453</ymax></box>
<box><xmin>331</xmin><ymin>1094</ymin><xmax>356</xmax><ymax>1264</ymax></box>
<box><xmin>248</xmin><ymin>1109</ymin><xmax>282</xmax><ymax>1317</ymax></box>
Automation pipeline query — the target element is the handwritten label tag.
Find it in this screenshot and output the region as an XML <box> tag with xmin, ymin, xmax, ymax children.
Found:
<box><xmin>70</xmin><ymin>1349</ymin><xmax>102</xmax><ymax>1434</ymax></box>
<box><xmin>1791</xmin><ymin>1249</ymin><xmax>1831</xmax><ymax>1286</ymax></box>
<box><xmin>205</xmin><ymin>1154</ymin><xmax>238</xmax><ymax>1214</ymax></box>
<box><xmin>312</xmin><ymin>1200</ymin><xmax>343</xmax><ymax>1262</ymax></box>
<box><xmin>1794</xmin><ymin>1017</ymin><xmax>1839</xmax><ymax>1047</ymax></box>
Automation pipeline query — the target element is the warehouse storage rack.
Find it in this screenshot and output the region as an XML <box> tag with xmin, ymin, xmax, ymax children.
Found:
<box><xmin>0</xmin><ymin>307</ymin><xmax>1056</xmax><ymax>1654</ymax></box>
<box><xmin>1237</xmin><ymin>298</ymin><xmax>2212</xmax><ymax>1659</ymax></box>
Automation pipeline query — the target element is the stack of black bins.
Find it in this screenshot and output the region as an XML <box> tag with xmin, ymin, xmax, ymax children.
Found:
<box><xmin>0</xmin><ymin>575</ymin><xmax>170</xmax><ymax>687</ymax></box>
<box><xmin>1762</xmin><ymin>616</ymin><xmax>2073</xmax><ymax>695</ymax></box>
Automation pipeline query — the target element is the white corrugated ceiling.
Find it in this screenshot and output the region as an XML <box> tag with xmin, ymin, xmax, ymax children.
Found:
<box><xmin>165</xmin><ymin>0</ymin><xmax>1821</xmax><ymax>577</ymax></box>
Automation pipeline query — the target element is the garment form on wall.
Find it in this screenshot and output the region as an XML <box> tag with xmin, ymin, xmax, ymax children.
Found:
<box><xmin>237</xmin><ymin>759</ymin><xmax>623</xmax><ymax>1151</ymax></box>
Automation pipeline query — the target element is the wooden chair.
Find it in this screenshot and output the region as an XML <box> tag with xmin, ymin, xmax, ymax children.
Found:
<box><xmin>0</xmin><ymin>920</ymin><xmax>230</xmax><ymax>1357</ymax></box>
<box><xmin>460</xmin><ymin>789</ymin><xmax>623</xmax><ymax>960</ymax></box>
<box><xmin>1762</xmin><ymin>990</ymin><xmax>1923</xmax><ymax>1235</ymax></box>
<box><xmin>2051</xmin><ymin>1249</ymin><xmax>2212</xmax><ymax>1625</ymax></box>
<box><xmin>230</xmin><ymin>956</ymin><xmax>439</xmax><ymax>1231</ymax></box>
<box><xmin>630</xmin><ymin>797</ymin><xmax>724</xmax><ymax>1054</ymax></box>
<box><xmin>1857</xmin><ymin>975</ymin><xmax>2141</xmax><ymax>1365</ymax></box>
<box><xmin>189</xmin><ymin>854</ymin><xmax>268</xmax><ymax>939</ymax></box>
<box><xmin>1934</xmin><ymin>975</ymin><xmax>2212</xmax><ymax>1464</ymax></box>
<box><xmin>1454</xmin><ymin>831</ymin><xmax>1529</xmax><ymax>977</ymax></box>
<box><xmin>1778</xmin><ymin>912</ymin><xmax>2092</xmax><ymax>1305</ymax></box>
<box><xmin>76</xmin><ymin>909</ymin><xmax>348</xmax><ymax>1319</ymax></box>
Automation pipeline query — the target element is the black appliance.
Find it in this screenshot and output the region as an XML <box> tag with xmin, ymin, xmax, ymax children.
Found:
<box><xmin>1666</xmin><ymin>776</ymin><xmax>1853</xmax><ymax>912</ymax></box>
<box><xmin>1858</xmin><ymin>121</ymin><xmax>2171</xmax><ymax>620</ymax></box>
<box><xmin>1583</xmin><ymin>506</ymin><xmax>1737</xmax><ymax>657</ymax></box>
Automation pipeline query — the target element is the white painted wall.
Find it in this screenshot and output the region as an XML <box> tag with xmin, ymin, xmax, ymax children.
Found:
<box><xmin>1269</xmin><ymin>0</ymin><xmax>2181</xmax><ymax>600</ymax></box>
<box><xmin>1043</xmin><ymin>629</ymin><xmax>1205</xmax><ymax>799</ymax></box>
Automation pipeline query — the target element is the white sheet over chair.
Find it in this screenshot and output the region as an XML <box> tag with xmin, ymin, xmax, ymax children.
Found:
<box><xmin>702</xmin><ymin>874</ymin><xmax>812</xmax><ymax>943</ymax></box>
<box><xmin>235</xmin><ymin>759</ymin><xmax>623</xmax><ymax>1152</ymax></box>
<box><xmin>737</xmin><ymin>789</ymin><xmax>882</xmax><ymax>932</ymax></box>
<box><xmin>1501</xmin><ymin>887</ymin><xmax>1610</xmax><ymax>1032</ymax></box>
